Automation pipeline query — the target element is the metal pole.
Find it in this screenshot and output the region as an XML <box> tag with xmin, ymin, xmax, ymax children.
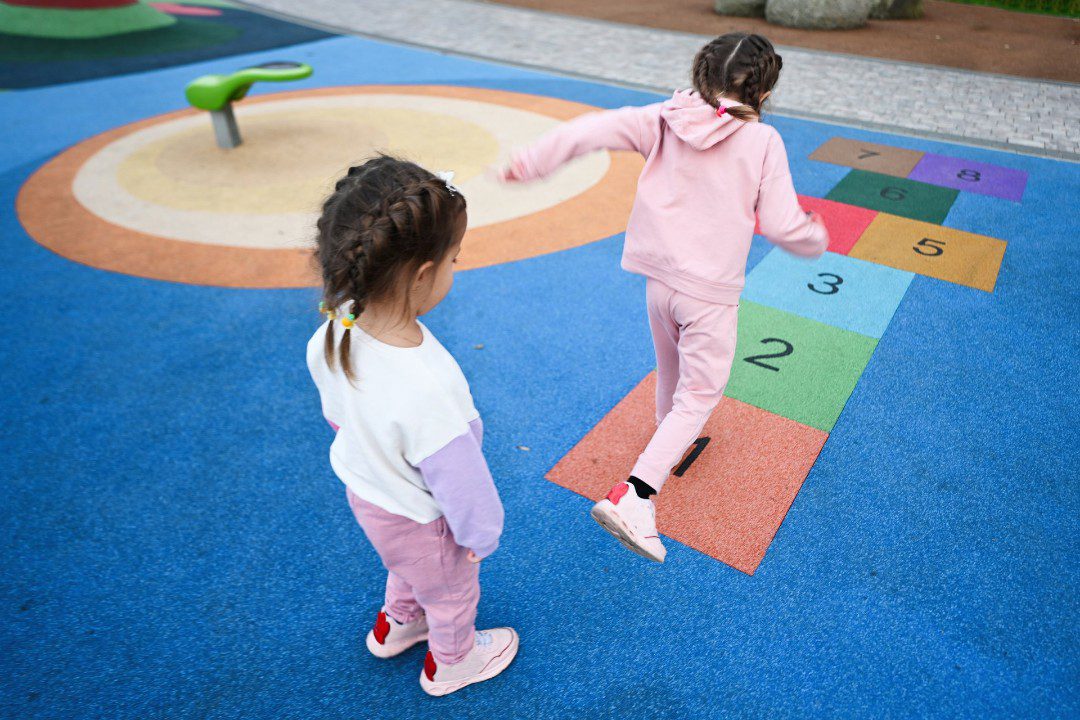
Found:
<box><xmin>210</xmin><ymin>104</ymin><xmax>241</xmax><ymax>149</ymax></box>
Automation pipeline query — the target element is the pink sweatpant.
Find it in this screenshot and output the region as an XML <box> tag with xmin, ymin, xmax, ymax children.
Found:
<box><xmin>630</xmin><ymin>278</ymin><xmax>739</xmax><ymax>491</ymax></box>
<box><xmin>346</xmin><ymin>488</ymin><xmax>480</xmax><ymax>665</ymax></box>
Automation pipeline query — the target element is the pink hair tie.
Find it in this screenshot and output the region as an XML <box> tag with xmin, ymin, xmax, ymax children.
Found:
<box><xmin>717</xmin><ymin>106</ymin><xmax>728</xmax><ymax>117</ymax></box>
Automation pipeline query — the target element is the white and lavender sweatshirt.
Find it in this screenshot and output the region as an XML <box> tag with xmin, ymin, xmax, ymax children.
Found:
<box><xmin>306</xmin><ymin>320</ymin><xmax>503</xmax><ymax>559</ymax></box>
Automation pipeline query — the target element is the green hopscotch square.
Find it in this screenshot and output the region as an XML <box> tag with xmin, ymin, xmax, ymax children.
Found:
<box><xmin>825</xmin><ymin>169</ymin><xmax>959</xmax><ymax>224</ymax></box>
<box><xmin>725</xmin><ymin>302</ymin><xmax>878</xmax><ymax>432</ymax></box>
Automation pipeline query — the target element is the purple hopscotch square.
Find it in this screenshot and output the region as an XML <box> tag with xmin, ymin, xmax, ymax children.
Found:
<box><xmin>908</xmin><ymin>153</ymin><xmax>1028</xmax><ymax>202</ymax></box>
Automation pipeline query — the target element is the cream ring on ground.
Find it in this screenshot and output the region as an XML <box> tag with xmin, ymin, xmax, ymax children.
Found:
<box><xmin>19</xmin><ymin>85</ymin><xmax>644</xmax><ymax>287</ymax></box>
<box><xmin>79</xmin><ymin>94</ymin><xmax>610</xmax><ymax>249</ymax></box>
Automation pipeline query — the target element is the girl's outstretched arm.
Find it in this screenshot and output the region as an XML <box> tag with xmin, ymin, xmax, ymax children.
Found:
<box><xmin>500</xmin><ymin>103</ymin><xmax>662</xmax><ymax>183</ymax></box>
<box><xmin>757</xmin><ymin>129</ymin><xmax>830</xmax><ymax>257</ymax></box>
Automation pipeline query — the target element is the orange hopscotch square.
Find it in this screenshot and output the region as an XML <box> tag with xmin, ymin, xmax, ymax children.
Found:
<box><xmin>546</xmin><ymin>373</ymin><xmax>828</xmax><ymax>574</ymax></box>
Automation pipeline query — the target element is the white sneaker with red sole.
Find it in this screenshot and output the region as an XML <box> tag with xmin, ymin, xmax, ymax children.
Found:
<box><xmin>590</xmin><ymin>481</ymin><xmax>667</xmax><ymax>563</ymax></box>
<box><xmin>365</xmin><ymin>609</ymin><xmax>429</xmax><ymax>659</ymax></box>
<box><xmin>419</xmin><ymin>627</ymin><xmax>519</xmax><ymax>696</ymax></box>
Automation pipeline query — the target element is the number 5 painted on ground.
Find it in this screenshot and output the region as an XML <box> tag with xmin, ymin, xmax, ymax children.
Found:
<box><xmin>914</xmin><ymin>238</ymin><xmax>946</xmax><ymax>256</ymax></box>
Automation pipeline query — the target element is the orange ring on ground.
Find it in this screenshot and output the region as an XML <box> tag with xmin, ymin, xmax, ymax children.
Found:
<box><xmin>17</xmin><ymin>85</ymin><xmax>644</xmax><ymax>288</ymax></box>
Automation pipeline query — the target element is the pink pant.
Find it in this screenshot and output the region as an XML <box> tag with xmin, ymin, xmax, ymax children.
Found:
<box><xmin>346</xmin><ymin>488</ymin><xmax>480</xmax><ymax>664</ymax></box>
<box><xmin>630</xmin><ymin>278</ymin><xmax>739</xmax><ymax>491</ymax></box>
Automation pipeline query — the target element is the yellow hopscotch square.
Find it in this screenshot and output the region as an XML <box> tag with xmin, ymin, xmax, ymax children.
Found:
<box><xmin>850</xmin><ymin>213</ymin><xmax>1007</xmax><ymax>292</ymax></box>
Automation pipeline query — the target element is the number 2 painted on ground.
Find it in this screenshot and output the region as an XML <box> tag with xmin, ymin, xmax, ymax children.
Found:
<box><xmin>744</xmin><ymin>338</ymin><xmax>794</xmax><ymax>372</ymax></box>
<box><xmin>808</xmin><ymin>272</ymin><xmax>844</xmax><ymax>295</ymax></box>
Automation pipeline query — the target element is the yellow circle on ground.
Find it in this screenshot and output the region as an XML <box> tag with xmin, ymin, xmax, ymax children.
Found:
<box><xmin>117</xmin><ymin>108</ymin><xmax>500</xmax><ymax>214</ymax></box>
<box><xmin>19</xmin><ymin>85</ymin><xmax>644</xmax><ymax>288</ymax></box>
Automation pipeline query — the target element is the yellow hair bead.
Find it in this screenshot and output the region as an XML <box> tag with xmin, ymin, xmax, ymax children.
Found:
<box><xmin>341</xmin><ymin>317</ymin><xmax>354</xmax><ymax>328</ymax></box>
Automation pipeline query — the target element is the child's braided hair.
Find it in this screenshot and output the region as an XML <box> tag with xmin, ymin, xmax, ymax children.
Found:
<box><xmin>692</xmin><ymin>33</ymin><xmax>783</xmax><ymax>122</ymax></box>
<box><xmin>315</xmin><ymin>155</ymin><xmax>466</xmax><ymax>380</ymax></box>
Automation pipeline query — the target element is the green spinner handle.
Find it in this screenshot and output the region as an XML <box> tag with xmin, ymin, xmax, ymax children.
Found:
<box><xmin>185</xmin><ymin>61</ymin><xmax>313</xmax><ymax>111</ymax></box>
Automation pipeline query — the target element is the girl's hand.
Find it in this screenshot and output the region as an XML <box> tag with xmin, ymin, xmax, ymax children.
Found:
<box><xmin>490</xmin><ymin>165</ymin><xmax>515</xmax><ymax>183</ymax></box>
<box><xmin>466</xmin><ymin>550</ymin><xmax>481</xmax><ymax>563</ymax></box>
<box><xmin>490</xmin><ymin>158</ymin><xmax>525</xmax><ymax>183</ymax></box>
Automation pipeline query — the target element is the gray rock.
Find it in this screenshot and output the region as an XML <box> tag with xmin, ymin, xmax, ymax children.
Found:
<box><xmin>870</xmin><ymin>0</ymin><xmax>924</xmax><ymax>19</ymax></box>
<box><xmin>765</xmin><ymin>0</ymin><xmax>873</xmax><ymax>29</ymax></box>
<box><xmin>713</xmin><ymin>0</ymin><xmax>766</xmax><ymax>17</ymax></box>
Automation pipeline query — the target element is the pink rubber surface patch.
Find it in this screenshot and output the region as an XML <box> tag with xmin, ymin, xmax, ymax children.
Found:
<box><xmin>546</xmin><ymin>373</ymin><xmax>828</xmax><ymax>574</ymax></box>
<box><xmin>753</xmin><ymin>195</ymin><xmax>876</xmax><ymax>256</ymax></box>
<box><xmin>795</xmin><ymin>195</ymin><xmax>878</xmax><ymax>255</ymax></box>
<box><xmin>149</xmin><ymin>2</ymin><xmax>222</xmax><ymax>16</ymax></box>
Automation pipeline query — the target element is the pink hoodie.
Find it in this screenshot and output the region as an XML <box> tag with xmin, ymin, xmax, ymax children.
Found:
<box><xmin>512</xmin><ymin>90</ymin><xmax>829</xmax><ymax>304</ymax></box>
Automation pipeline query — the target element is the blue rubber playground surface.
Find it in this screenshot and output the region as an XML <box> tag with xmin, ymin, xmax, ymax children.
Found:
<box><xmin>2</xmin><ymin>18</ymin><xmax>1078</xmax><ymax>720</ymax></box>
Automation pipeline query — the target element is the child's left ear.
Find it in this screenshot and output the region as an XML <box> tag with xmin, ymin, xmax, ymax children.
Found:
<box><xmin>414</xmin><ymin>260</ymin><xmax>435</xmax><ymax>287</ymax></box>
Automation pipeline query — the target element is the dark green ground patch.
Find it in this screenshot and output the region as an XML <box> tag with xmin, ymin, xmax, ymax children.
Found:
<box><xmin>826</xmin><ymin>169</ymin><xmax>959</xmax><ymax>224</ymax></box>
<box><xmin>0</xmin><ymin>18</ymin><xmax>238</xmax><ymax>63</ymax></box>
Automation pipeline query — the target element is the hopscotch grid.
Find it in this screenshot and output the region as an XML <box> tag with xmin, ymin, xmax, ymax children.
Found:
<box><xmin>544</xmin><ymin>135</ymin><xmax>1012</xmax><ymax>572</ymax></box>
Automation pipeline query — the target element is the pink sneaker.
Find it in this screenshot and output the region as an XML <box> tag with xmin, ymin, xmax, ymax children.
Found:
<box><xmin>419</xmin><ymin>627</ymin><xmax>519</xmax><ymax>696</ymax></box>
<box><xmin>590</xmin><ymin>481</ymin><xmax>667</xmax><ymax>562</ymax></box>
<box><xmin>365</xmin><ymin>609</ymin><xmax>429</xmax><ymax>659</ymax></box>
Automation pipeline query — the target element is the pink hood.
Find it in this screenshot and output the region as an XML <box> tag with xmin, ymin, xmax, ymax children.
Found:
<box><xmin>659</xmin><ymin>90</ymin><xmax>747</xmax><ymax>151</ymax></box>
<box><xmin>511</xmin><ymin>91</ymin><xmax>828</xmax><ymax>304</ymax></box>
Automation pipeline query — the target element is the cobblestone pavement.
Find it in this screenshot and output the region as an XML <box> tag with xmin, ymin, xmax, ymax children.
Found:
<box><xmin>240</xmin><ymin>0</ymin><xmax>1080</xmax><ymax>161</ymax></box>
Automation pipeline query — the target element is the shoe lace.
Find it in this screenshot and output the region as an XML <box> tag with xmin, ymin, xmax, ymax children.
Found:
<box><xmin>475</xmin><ymin>631</ymin><xmax>492</xmax><ymax>649</ymax></box>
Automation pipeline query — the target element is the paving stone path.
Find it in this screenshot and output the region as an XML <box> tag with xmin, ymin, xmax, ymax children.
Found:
<box><xmin>240</xmin><ymin>0</ymin><xmax>1080</xmax><ymax>160</ymax></box>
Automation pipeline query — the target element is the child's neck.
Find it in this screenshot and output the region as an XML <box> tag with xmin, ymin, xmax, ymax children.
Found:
<box><xmin>357</xmin><ymin>303</ymin><xmax>423</xmax><ymax>348</ymax></box>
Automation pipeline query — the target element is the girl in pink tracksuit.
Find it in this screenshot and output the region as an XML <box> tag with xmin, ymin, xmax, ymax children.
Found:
<box><xmin>500</xmin><ymin>33</ymin><xmax>829</xmax><ymax>562</ymax></box>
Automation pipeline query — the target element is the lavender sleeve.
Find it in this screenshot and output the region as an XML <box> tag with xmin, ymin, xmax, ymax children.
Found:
<box><xmin>418</xmin><ymin>418</ymin><xmax>504</xmax><ymax>559</ymax></box>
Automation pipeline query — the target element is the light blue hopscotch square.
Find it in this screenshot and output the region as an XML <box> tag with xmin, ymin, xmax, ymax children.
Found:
<box><xmin>742</xmin><ymin>250</ymin><xmax>914</xmax><ymax>339</ymax></box>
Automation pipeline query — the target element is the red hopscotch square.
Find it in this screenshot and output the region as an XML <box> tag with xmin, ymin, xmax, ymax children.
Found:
<box><xmin>546</xmin><ymin>373</ymin><xmax>829</xmax><ymax>574</ymax></box>
<box><xmin>755</xmin><ymin>196</ymin><xmax>877</xmax><ymax>256</ymax></box>
<box><xmin>797</xmin><ymin>196</ymin><xmax>878</xmax><ymax>255</ymax></box>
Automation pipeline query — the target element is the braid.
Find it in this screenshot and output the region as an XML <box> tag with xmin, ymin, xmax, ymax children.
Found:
<box><xmin>692</xmin><ymin>32</ymin><xmax>783</xmax><ymax>122</ymax></box>
<box><xmin>314</xmin><ymin>156</ymin><xmax>466</xmax><ymax>382</ymax></box>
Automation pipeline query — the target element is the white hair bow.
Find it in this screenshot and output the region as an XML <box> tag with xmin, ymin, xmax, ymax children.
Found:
<box><xmin>435</xmin><ymin>170</ymin><xmax>460</xmax><ymax>196</ymax></box>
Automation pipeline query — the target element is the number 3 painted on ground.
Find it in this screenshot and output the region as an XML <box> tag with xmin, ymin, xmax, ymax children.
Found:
<box><xmin>808</xmin><ymin>272</ymin><xmax>843</xmax><ymax>295</ymax></box>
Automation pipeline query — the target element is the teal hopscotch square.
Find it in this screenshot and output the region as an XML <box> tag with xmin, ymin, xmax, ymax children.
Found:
<box><xmin>742</xmin><ymin>249</ymin><xmax>914</xmax><ymax>339</ymax></box>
